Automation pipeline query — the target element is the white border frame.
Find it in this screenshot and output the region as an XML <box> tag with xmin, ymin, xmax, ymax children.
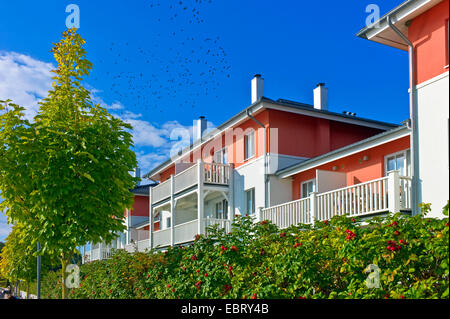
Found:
<box><xmin>384</xmin><ymin>149</ymin><xmax>410</xmax><ymax>176</ymax></box>
<box><xmin>300</xmin><ymin>178</ymin><xmax>316</xmax><ymax>198</ymax></box>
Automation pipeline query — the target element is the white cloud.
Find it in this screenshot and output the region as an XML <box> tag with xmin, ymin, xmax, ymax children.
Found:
<box><xmin>0</xmin><ymin>51</ymin><xmax>54</xmax><ymax>120</ymax></box>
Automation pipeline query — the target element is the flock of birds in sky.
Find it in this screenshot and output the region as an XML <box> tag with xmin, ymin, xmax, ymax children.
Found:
<box><xmin>94</xmin><ymin>0</ymin><xmax>232</xmax><ymax>115</ymax></box>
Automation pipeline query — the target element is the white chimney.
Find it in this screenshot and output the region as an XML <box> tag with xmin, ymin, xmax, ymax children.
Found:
<box><xmin>194</xmin><ymin>116</ymin><xmax>207</xmax><ymax>142</ymax></box>
<box><xmin>313</xmin><ymin>83</ymin><xmax>328</xmax><ymax>111</ymax></box>
<box><xmin>134</xmin><ymin>167</ymin><xmax>141</xmax><ymax>186</ymax></box>
<box><xmin>251</xmin><ymin>74</ymin><xmax>264</xmax><ymax>104</ymax></box>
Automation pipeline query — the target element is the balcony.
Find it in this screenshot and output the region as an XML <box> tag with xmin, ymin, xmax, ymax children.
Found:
<box><xmin>260</xmin><ymin>171</ymin><xmax>412</xmax><ymax>229</ymax></box>
<box><xmin>125</xmin><ymin>218</ymin><xmax>231</xmax><ymax>252</ymax></box>
<box><xmin>82</xmin><ymin>243</ymin><xmax>114</xmax><ymax>263</ymax></box>
<box><xmin>151</xmin><ymin>162</ymin><xmax>231</xmax><ymax>205</ymax></box>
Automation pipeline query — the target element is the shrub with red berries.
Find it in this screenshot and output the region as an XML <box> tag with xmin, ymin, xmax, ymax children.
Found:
<box><xmin>40</xmin><ymin>204</ymin><xmax>448</xmax><ymax>299</ymax></box>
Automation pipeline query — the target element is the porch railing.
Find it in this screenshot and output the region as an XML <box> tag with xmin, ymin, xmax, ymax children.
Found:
<box><xmin>261</xmin><ymin>197</ymin><xmax>311</xmax><ymax>228</ymax></box>
<box><xmin>153</xmin><ymin>228</ymin><xmax>171</xmax><ymax>248</ymax></box>
<box><xmin>151</xmin><ymin>162</ymin><xmax>231</xmax><ymax>204</ymax></box>
<box><xmin>261</xmin><ymin>171</ymin><xmax>411</xmax><ymax>229</ymax></box>
<box><xmin>174</xmin><ymin>219</ymin><xmax>199</xmax><ymax>244</ymax></box>
<box><xmin>315</xmin><ymin>176</ymin><xmax>388</xmax><ymax>220</ymax></box>
<box><xmin>204</xmin><ymin>218</ymin><xmax>232</xmax><ymax>235</ymax></box>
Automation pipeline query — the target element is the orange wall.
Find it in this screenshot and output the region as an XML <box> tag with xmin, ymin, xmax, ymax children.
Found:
<box><xmin>409</xmin><ymin>0</ymin><xmax>449</xmax><ymax>85</ymax></box>
<box><xmin>292</xmin><ymin>136</ymin><xmax>410</xmax><ymax>199</ymax></box>
<box><xmin>159</xmin><ymin>165</ymin><xmax>175</xmax><ymax>182</ymax></box>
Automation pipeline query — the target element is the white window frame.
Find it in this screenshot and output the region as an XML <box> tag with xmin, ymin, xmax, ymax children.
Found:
<box><xmin>300</xmin><ymin>178</ymin><xmax>316</xmax><ymax>198</ymax></box>
<box><xmin>214</xmin><ymin>199</ymin><xmax>228</xmax><ymax>219</ymax></box>
<box><xmin>214</xmin><ymin>147</ymin><xmax>228</xmax><ymax>164</ymax></box>
<box><xmin>244</xmin><ymin>131</ymin><xmax>255</xmax><ymax>161</ymax></box>
<box><xmin>245</xmin><ymin>188</ymin><xmax>255</xmax><ymax>215</ymax></box>
<box><xmin>384</xmin><ymin>149</ymin><xmax>410</xmax><ymax>177</ymax></box>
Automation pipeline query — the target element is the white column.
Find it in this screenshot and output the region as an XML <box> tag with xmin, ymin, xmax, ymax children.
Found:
<box><xmin>310</xmin><ymin>192</ymin><xmax>317</xmax><ymax>225</ymax></box>
<box><xmin>99</xmin><ymin>242</ymin><xmax>103</xmax><ymax>260</ymax></box>
<box><xmin>197</xmin><ymin>160</ymin><xmax>204</xmax><ymax>235</ymax></box>
<box><xmin>170</xmin><ymin>175</ymin><xmax>175</xmax><ymax>246</ymax></box>
<box><xmin>228</xmin><ymin>164</ymin><xmax>234</xmax><ymax>230</ymax></box>
<box><xmin>125</xmin><ymin>210</ymin><xmax>129</xmax><ymax>245</ymax></box>
<box><xmin>149</xmin><ymin>186</ymin><xmax>153</xmax><ymax>250</ymax></box>
<box><xmin>258</xmin><ymin>207</ymin><xmax>264</xmax><ymax>223</ymax></box>
<box><xmin>388</xmin><ymin>170</ymin><xmax>401</xmax><ymax>213</ymax></box>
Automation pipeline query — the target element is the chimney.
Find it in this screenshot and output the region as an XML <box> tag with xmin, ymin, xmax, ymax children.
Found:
<box><xmin>134</xmin><ymin>167</ymin><xmax>141</xmax><ymax>186</ymax></box>
<box><xmin>251</xmin><ymin>74</ymin><xmax>264</xmax><ymax>104</ymax></box>
<box><xmin>313</xmin><ymin>83</ymin><xmax>328</xmax><ymax>111</ymax></box>
<box><xmin>194</xmin><ymin>116</ymin><xmax>207</xmax><ymax>142</ymax></box>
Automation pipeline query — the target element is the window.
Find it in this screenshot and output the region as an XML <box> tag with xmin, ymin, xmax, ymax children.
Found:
<box><xmin>245</xmin><ymin>188</ymin><xmax>255</xmax><ymax>215</ymax></box>
<box><xmin>301</xmin><ymin>179</ymin><xmax>316</xmax><ymax>198</ymax></box>
<box><xmin>214</xmin><ymin>199</ymin><xmax>228</xmax><ymax>219</ymax></box>
<box><xmin>244</xmin><ymin>131</ymin><xmax>255</xmax><ymax>160</ymax></box>
<box><xmin>385</xmin><ymin>150</ymin><xmax>410</xmax><ymax>176</ymax></box>
<box><xmin>214</xmin><ymin>147</ymin><xmax>228</xmax><ymax>164</ymax></box>
<box><xmin>166</xmin><ymin>217</ymin><xmax>171</xmax><ymax>228</ymax></box>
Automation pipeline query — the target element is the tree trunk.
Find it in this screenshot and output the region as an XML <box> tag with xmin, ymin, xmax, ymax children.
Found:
<box><xmin>61</xmin><ymin>253</ymin><xmax>68</xmax><ymax>299</ymax></box>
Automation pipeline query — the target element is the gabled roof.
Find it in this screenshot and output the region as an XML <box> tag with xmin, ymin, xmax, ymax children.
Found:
<box><xmin>130</xmin><ymin>183</ymin><xmax>157</xmax><ymax>196</ymax></box>
<box><xmin>144</xmin><ymin>97</ymin><xmax>399</xmax><ymax>180</ymax></box>
<box><xmin>356</xmin><ymin>0</ymin><xmax>444</xmax><ymax>50</ymax></box>
<box><xmin>276</xmin><ymin>125</ymin><xmax>411</xmax><ymax>178</ymax></box>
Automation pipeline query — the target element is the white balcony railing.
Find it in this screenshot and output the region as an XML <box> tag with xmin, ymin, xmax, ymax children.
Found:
<box><xmin>151</xmin><ymin>162</ymin><xmax>231</xmax><ymax>204</ymax></box>
<box><xmin>261</xmin><ymin>171</ymin><xmax>411</xmax><ymax>229</ymax></box>
<box><xmin>204</xmin><ymin>218</ymin><xmax>232</xmax><ymax>235</ymax></box>
<box><xmin>153</xmin><ymin>228</ymin><xmax>171</xmax><ymax>248</ymax></box>
<box><xmin>174</xmin><ymin>219</ymin><xmax>199</xmax><ymax>244</ymax></box>
<box><xmin>315</xmin><ymin>176</ymin><xmax>388</xmax><ymax>220</ymax></box>
<box><xmin>261</xmin><ymin>197</ymin><xmax>311</xmax><ymax>228</ymax></box>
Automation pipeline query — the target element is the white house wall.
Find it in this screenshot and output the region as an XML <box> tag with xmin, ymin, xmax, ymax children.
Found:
<box><xmin>233</xmin><ymin>156</ymin><xmax>265</xmax><ymax>215</ymax></box>
<box><xmin>268</xmin><ymin>175</ymin><xmax>293</xmax><ymax>207</ymax></box>
<box><xmin>416</xmin><ymin>72</ymin><xmax>449</xmax><ymax>217</ymax></box>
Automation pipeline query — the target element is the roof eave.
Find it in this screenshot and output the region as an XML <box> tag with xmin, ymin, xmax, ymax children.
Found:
<box><xmin>356</xmin><ymin>0</ymin><xmax>442</xmax><ymax>51</ymax></box>
<box><xmin>276</xmin><ymin>125</ymin><xmax>411</xmax><ymax>178</ymax></box>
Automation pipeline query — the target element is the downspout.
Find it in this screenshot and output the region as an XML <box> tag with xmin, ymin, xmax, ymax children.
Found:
<box><xmin>246</xmin><ymin>109</ymin><xmax>268</xmax><ymax>208</ymax></box>
<box><xmin>387</xmin><ymin>15</ymin><xmax>420</xmax><ymax>215</ymax></box>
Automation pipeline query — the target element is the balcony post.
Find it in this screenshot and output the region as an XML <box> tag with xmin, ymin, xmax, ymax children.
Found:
<box><xmin>258</xmin><ymin>207</ymin><xmax>264</xmax><ymax>223</ymax></box>
<box><xmin>149</xmin><ymin>186</ymin><xmax>153</xmax><ymax>250</ymax></box>
<box><xmin>197</xmin><ymin>160</ymin><xmax>204</xmax><ymax>236</ymax></box>
<box><xmin>309</xmin><ymin>192</ymin><xmax>317</xmax><ymax>225</ymax></box>
<box><xmin>125</xmin><ymin>209</ymin><xmax>129</xmax><ymax>245</ymax></box>
<box><xmin>228</xmin><ymin>164</ymin><xmax>234</xmax><ymax>228</ymax></box>
<box><xmin>170</xmin><ymin>174</ymin><xmax>175</xmax><ymax>246</ymax></box>
<box><xmin>388</xmin><ymin>170</ymin><xmax>401</xmax><ymax>213</ymax></box>
<box><xmin>99</xmin><ymin>242</ymin><xmax>103</xmax><ymax>260</ymax></box>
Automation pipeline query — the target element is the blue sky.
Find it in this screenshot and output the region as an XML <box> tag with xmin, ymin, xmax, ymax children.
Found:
<box><xmin>0</xmin><ymin>0</ymin><xmax>408</xmax><ymax>241</ymax></box>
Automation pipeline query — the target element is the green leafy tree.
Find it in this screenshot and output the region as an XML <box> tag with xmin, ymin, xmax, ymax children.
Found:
<box><xmin>0</xmin><ymin>223</ymin><xmax>56</xmax><ymax>298</ymax></box>
<box><xmin>0</xmin><ymin>28</ymin><xmax>137</xmax><ymax>298</ymax></box>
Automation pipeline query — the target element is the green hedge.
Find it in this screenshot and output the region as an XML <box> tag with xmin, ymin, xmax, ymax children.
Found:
<box><xmin>41</xmin><ymin>206</ymin><xmax>449</xmax><ymax>299</ymax></box>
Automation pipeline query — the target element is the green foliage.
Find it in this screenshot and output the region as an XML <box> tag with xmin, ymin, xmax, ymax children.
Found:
<box><xmin>0</xmin><ymin>224</ymin><xmax>56</xmax><ymax>284</ymax></box>
<box><xmin>0</xmin><ymin>28</ymin><xmax>137</xmax><ymax>298</ymax></box>
<box><xmin>41</xmin><ymin>206</ymin><xmax>449</xmax><ymax>299</ymax></box>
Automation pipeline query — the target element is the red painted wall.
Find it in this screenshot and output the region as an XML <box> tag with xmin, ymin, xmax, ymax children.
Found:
<box><xmin>154</xmin><ymin>109</ymin><xmax>385</xmax><ymax>181</ymax></box>
<box><xmin>268</xmin><ymin>109</ymin><xmax>384</xmax><ymax>158</ymax></box>
<box><xmin>292</xmin><ymin>136</ymin><xmax>410</xmax><ymax>199</ymax></box>
<box><xmin>409</xmin><ymin>0</ymin><xmax>449</xmax><ymax>85</ymax></box>
<box><xmin>129</xmin><ymin>195</ymin><xmax>149</xmax><ymax>217</ymax></box>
